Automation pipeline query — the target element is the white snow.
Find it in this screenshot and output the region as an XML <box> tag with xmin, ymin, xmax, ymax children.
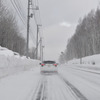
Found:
<box><xmin>0</xmin><ymin>46</ymin><xmax>40</xmax><ymax>78</ymax></box>
<box><xmin>59</xmin><ymin>65</ymin><xmax>100</xmax><ymax>100</ymax></box>
<box><xmin>66</xmin><ymin>54</ymin><xmax>100</xmax><ymax>73</ymax></box>
<box><xmin>0</xmin><ymin>46</ymin><xmax>14</xmax><ymax>57</ymax></box>
<box><xmin>0</xmin><ymin>68</ymin><xmax>41</xmax><ymax>100</ymax></box>
<box><xmin>0</xmin><ymin>46</ymin><xmax>100</xmax><ymax>100</ymax></box>
<box><xmin>0</xmin><ymin>65</ymin><xmax>100</xmax><ymax>100</ymax></box>
<box><xmin>68</xmin><ymin>54</ymin><xmax>100</xmax><ymax>65</ymax></box>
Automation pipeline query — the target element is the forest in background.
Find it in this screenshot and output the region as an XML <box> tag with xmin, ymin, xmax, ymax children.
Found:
<box><xmin>59</xmin><ymin>7</ymin><xmax>100</xmax><ymax>63</ymax></box>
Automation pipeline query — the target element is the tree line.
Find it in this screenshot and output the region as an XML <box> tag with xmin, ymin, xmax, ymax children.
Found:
<box><xmin>59</xmin><ymin>7</ymin><xmax>100</xmax><ymax>63</ymax></box>
<box><xmin>0</xmin><ymin>1</ymin><xmax>36</xmax><ymax>58</ymax></box>
<box><xmin>0</xmin><ymin>1</ymin><xmax>25</xmax><ymax>55</ymax></box>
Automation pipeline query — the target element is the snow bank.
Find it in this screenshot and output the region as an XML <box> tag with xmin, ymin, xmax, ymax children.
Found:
<box><xmin>0</xmin><ymin>46</ymin><xmax>40</xmax><ymax>78</ymax></box>
<box><xmin>68</xmin><ymin>54</ymin><xmax>100</xmax><ymax>65</ymax></box>
<box><xmin>66</xmin><ymin>54</ymin><xmax>100</xmax><ymax>73</ymax></box>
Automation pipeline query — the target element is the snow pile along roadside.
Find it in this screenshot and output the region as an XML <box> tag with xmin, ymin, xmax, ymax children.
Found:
<box><xmin>67</xmin><ymin>54</ymin><xmax>100</xmax><ymax>65</ymax></box>
<box><xmin>66</xmin><ymin>54</ymin><xmax>100</xmax><ymax>73</ymax></box>
<box><xmin>0</xmin><ymin>46</ymin><xmax>40</xmax><ymax>78</ymax></box>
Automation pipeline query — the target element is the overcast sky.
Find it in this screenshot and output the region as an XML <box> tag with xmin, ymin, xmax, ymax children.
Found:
<box><xmin>38</xmin><ymin>0</ymin><xmax>99</xmax><ymax>61</ymax></box>
<box><xmin>6</xmin><ymin>0</ymin><xmax>99</xmax><ymax>61</ymax></box>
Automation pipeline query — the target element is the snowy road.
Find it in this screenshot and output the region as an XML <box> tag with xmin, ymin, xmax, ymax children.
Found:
<box><xmin>0</xmin><ymin>65</ymin><xmax>100</xmax><ymax>100</ymax></box>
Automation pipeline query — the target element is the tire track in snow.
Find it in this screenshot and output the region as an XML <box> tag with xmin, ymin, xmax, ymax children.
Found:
<box><xmin>33</xmin><ymin>76</ymin><xmax>47</xmax><ymax>100</ymax></box>
<box><xmin>59</xmin><ymin>74</ymin><xmax>88</xmax><ymax>100</ymax></box>
<box><xmin>25</xmin><ymin>75</ymin><xmax>44</xmax><ymax>100</ymax></box>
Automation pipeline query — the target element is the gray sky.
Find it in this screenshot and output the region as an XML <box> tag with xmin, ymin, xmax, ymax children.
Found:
<box><xmin>39</xmin><ymin>0</ymin><xmax>99</xmax><ymax>26</ymax></box>
<box><xmin>38</xmin><ymin>0</ymin><xmax>99</xmax><ymax>61</ymax></box>
<box><xmin>6</xmin><ymin>0</ymin><xmax>99</xmax><ymax>61</ymax></box>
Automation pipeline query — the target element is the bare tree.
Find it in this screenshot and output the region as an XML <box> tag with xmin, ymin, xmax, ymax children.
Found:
<box><xmin>0</xmin><ymin>0</ymin><xmax>26</xmax><ymax>55</ymax></box>
<box><xmin>60</xmin><ymin>7</ymin><xmax>100</xmax><ymax>62</ymax></box>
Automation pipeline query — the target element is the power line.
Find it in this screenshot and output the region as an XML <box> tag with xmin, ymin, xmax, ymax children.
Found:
<box><xmin>10</xmin><ymin>0</ymin><xmax>36</xmax><ymax>43</ymax></box>
<box><xmin>31</xmin><ymin>0</ymin><xmax>38</xmax><ymax>25</ymax></box>
<box><xmin>32</xmin><ymin>0</ymin><xmax>44</xmax><ymax>60</ymax></box>
<box><xmin>11</xmin><ymin>0</ymin><xmax>43</xmax><ymax>59</ymax></box>
<box><xmin>14</xmin><ymin>0</ymin><xmax>26</xmax><ymax>20</ymax></box>
<box><xmin>13</xmin><ymin>0</ymin><xmax>36</xmax><ymax>41</ymax></box>
<box><xmin>10</xmin><ymin>0</ymin><xmax>26</xmax><ymax>27</ymax></box>
<box><xmin>37</xmin><ymin>0</ymin><xmax>42</xmax><ymax>25</ymax></box>
<box><xmin>13</xmin><ymin>0</ymin><xmax>26</xmax><ymax>22</ymax></box>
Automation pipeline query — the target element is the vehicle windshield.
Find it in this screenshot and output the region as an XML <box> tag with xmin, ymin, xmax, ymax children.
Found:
<box><xmin>43</xmin><ymin>61</ymin><xmax>56</xmax><ymax>64</ymax></box>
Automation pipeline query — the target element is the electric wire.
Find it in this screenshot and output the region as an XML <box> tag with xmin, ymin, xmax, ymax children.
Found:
<box><xmin>10</xmin><ymin>0</ymin><xmax>26</xmax><ymax>27</ymax></box>
<box><xmin>13</xmin><ymin>0</ymin><xmax>35</xmax><ymax>40</ymax></box>
<box><xmin>10</xmin><ymin>0</ymin><xmax>36</xmax><ymax>44</ymax></box>
<box><xmin>14</xmin><ymin>0</ymin><xmax>26</xmax><ymax>21</ymax></box>
<box><xmin>31</xmin><ymin>0</ymin><xmax>43</xmax><ymax>38</ymax></box>
<box><xmin>11</xmin><ymin>0</ymin><xmax>43</xmax><ymax>50</ymax></box>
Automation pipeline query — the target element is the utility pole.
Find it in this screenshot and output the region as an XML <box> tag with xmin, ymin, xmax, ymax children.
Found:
<box><xmin>26</xmin><ymin>0</ymin><xmax>42</xmax><ymax>59</ymax></box>
<box><xmin>40</xmin><ymin>37</ymin><xmax>42</xmax><ymax>61</ymax></box>
<box><xmin>26</xmin><ymin>0</ymin><xmax>34</xmax><ymax>58</ymax></box>
<box><xmin>26</xmin><ymin>0</ymin><xmax>31</xmax><ymax>58</ymax></box>
<box><xmin>42</xmin><ymin>46</ymin><xmax>44</xmax><ymax>61</ymax></box>
<box><xmin>36</xmin><ymin>24</ymin><xmax>42</xmax><ymax>59</ymax></box>
<box><xmin>40</xmin><ymin>37</ymin><xmax>44</xmax><ymax>61</ymax></box>
<box><xmin>36</xmin><ymin>25</ymin><xmax>39</xmax><ymax>59</ymax></box>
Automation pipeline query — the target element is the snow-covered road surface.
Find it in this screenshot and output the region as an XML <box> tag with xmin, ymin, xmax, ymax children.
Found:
<box><xmin>0</xmin><ymin>65</ymin><xmax>100</xmax><ymax>100</ymax></box>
